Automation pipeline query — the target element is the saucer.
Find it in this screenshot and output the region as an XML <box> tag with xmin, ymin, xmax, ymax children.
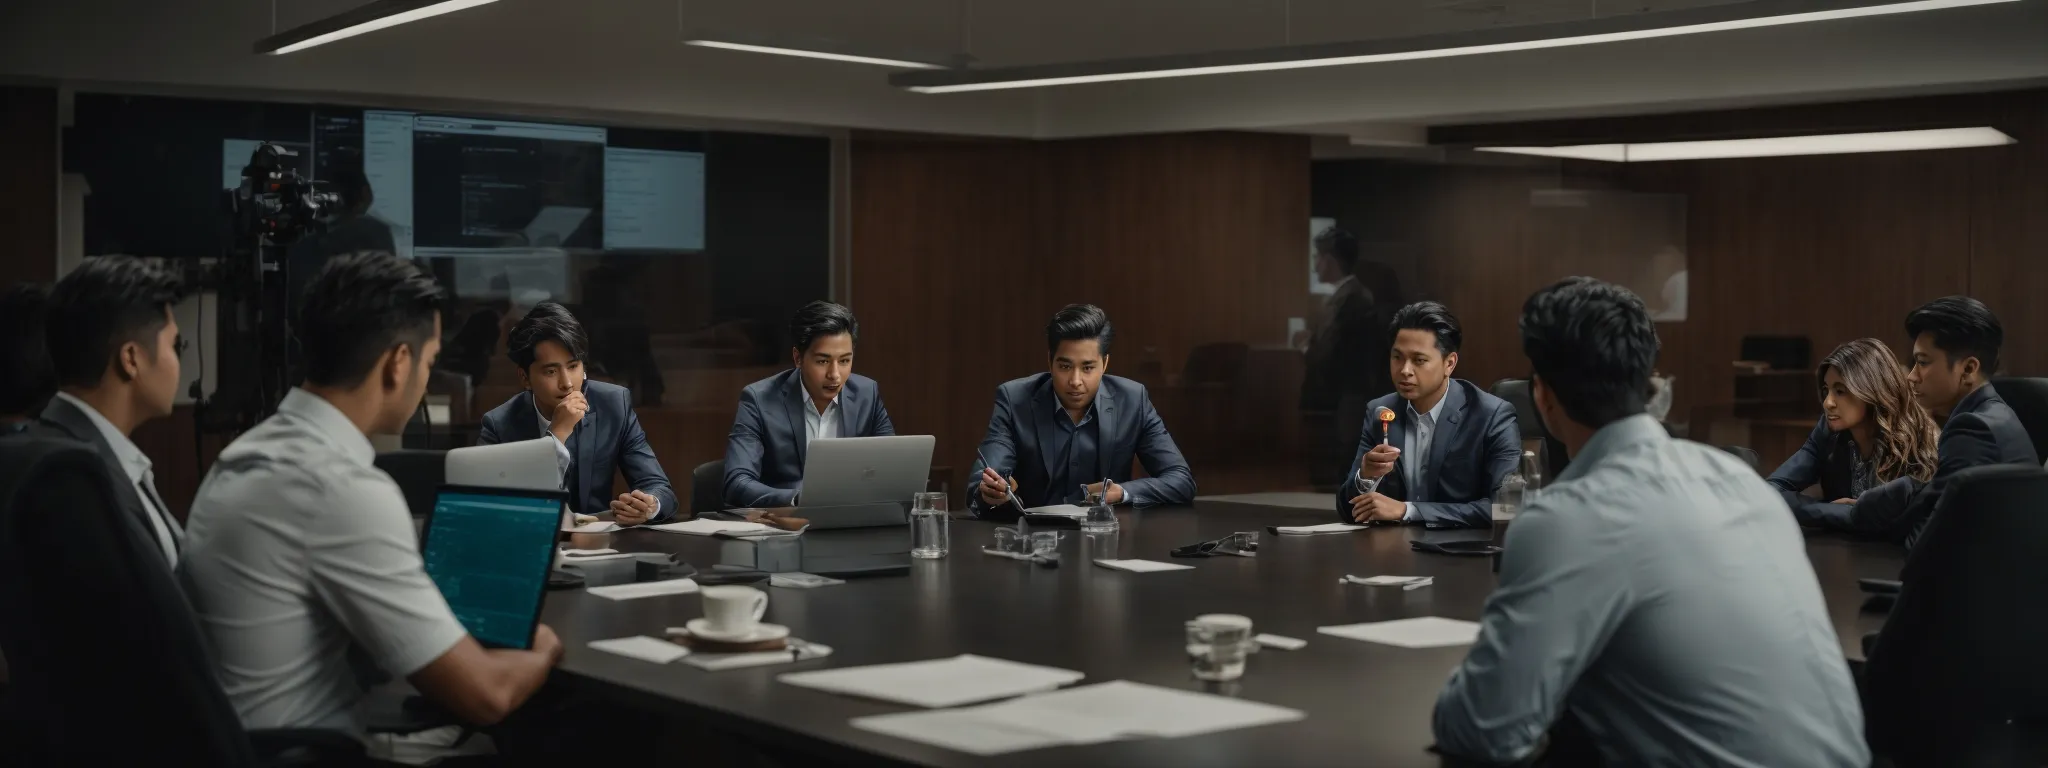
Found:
<box><xmin>684</xmin><ymin>618</ymin><xmax>790</xmax><ymax>644</ymax></box>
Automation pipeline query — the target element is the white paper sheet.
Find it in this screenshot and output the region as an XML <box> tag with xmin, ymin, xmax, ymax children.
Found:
<box><xmin>778</xmin><ymin>654</ymin><xmax>1085</xmax><ymax>708</ymax></box>
<box><xmin>850</xmin><ymin>680</ymin><xmax>1305</xmax><ymax>756</ymax></box>
<box><xmin>1341</xmin><ymin>575</ymin><xmax>1434</xmax><ymax>590</ymax></box>
<box><xmin>682</xmin><ymin>641</ymin><xmax>834</xmax><ymax>671</ymax></box>
<box><xmin>1093</xmin><ymin>559</ymin><xmax>1196</xmax><ymax>573</ymax></box>
<box><xmin>587</xmin><ymin>578</ymin><xmax>701</xmax><ymax>601</ymax></box>
<box><xmin>1317</xmin><ymin>616</ymin><xmax>1481</xmax><ymax>649</ymax></box>
<box><xmin>1023</xmin><ymin>504</ymin><xmax>1090</xmax><ymax>518</ymax></box>
<box><xmin>1254</xmin><ymin>633</ymin><xmax>1307</xmax><ymax>651</ymax></box>
<box><xmin>1273</xmin><ymin>522</ymin><xmax>1369</xmax><ymax>535</ymax></box>
<box><xmin>588</xmin><ymin>636</ymin><xmax>691</xmax><ymax>664</ymax></box>
<box><xmin>562</xmin><ymin>520</ymin><xmax>620</xmax><ymax>533</ymax></box>
<box><xmin>644</xmin><ymin>519</ymin><xmax>776</xmax><ymax>536</ymax></box>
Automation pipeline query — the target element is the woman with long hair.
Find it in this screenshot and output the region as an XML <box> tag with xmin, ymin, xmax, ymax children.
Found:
<box><xmin>1767</xmin><ymin>338</ymin><xmax>1940</xmax><ymax>529</ymax></box>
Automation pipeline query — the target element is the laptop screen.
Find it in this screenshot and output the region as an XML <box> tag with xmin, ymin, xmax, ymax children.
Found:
<box><xmin>422</xmin><ymin>487</ymin><xmax>563</xmax><ymax>649</ymax></box>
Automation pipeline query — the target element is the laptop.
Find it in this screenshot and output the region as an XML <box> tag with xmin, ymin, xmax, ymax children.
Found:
<box><xmin>420</xmin><ymin>485</ymin><xmax>567</xmax><ymax>650</ymax></box>
<box><xmin>796</xmin><ymin>435</ymin><xmax>935</xmax><ymax>529</ymax></box>
<box><xmin>446</xmin><ymin>438</ymin><xmax>562</xmax><ymax>492</ymax></box>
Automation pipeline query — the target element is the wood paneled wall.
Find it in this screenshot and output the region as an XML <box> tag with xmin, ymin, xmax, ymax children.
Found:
<box><xmin>849</xmin><ymin>132</ymin><xmax>1313</xmax><ymax>492</ymax></box>
<box><xmin>1</xmin><ymin>86</ymin><xmax>58</xmax><ymax>287</ymax></box>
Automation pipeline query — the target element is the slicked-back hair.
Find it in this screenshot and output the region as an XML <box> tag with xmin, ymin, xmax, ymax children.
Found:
<box><xmin>45</xmin><ymin>255</ymin><xmax>188</xmax><ymax>389</ymax></box>
<box><xmin>1389</xmin><ymin>301</ymin><xmax>1462</xmax><ymax>357</ymax></box>
<box><xmin>1046</xmin><ymin>304</ymin><xmax>1114</xmax><ymax>358</ymax></box>
<box><xmin>508</xmin><ymin>302</ymin><xmax>590</xmax><ymax>371</ymax></box>
<box><xmin>297</xmin><ymin>252</ymin><xmax>446</xmax><ymax>388</ymax></box>
<box><xmin>1905</xmin><ymin>296</ymin><xmax>2003</xmax><ymax>375</ymax></box>
<box><xmin>789</xmin><ymin>301</ymin><xmax>859</xmax><ymax>355</ymax></box>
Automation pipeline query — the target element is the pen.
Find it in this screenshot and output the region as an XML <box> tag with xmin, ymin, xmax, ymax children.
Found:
<box><xmin>975</xmin><ymin>448</ymin><xmax>1025</xmax><ymax>510</ymax></box>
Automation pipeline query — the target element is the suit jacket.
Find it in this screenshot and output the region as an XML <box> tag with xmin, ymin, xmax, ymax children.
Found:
<box><xmin>721</xmin><ymin>370</ymin><xmax>896</xmax><ymax>510</ymax></box>
<box><xmin>1333</xmin><ymin>379</ymin><xmax>1521</xmax><ymax>528</ymax></box>
<box><xmin>1841</xmin><ymin>383</ymin><xmax>2039</xmax><ymax>548</ymax></box>
<box><xmin>477</xmin><ymin>379</ymin><xmax>677</xmax><ymax>523</ymax></box>
<box><xmin>34</xmin><ymin>396</ymin><xmax>180</xmax><ymax>567</ymax></box>
<box><xmin>968</xmin><ymin>374</ymin><xmax>1195</xmax><ymax>514</ymax></box>
<box><xmin>1766</xmin><ymin>417</ymin><xmax>1861</xmax><ymax>526</ymax></box>
<box><xmin>1301</xmin><ymin>276</ymin><xmax>1378</xmax><ymax>411</ymax></box>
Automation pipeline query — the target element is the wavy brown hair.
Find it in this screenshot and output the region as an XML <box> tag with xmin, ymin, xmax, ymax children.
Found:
<box><xmin>1817</xmin><ymin>338</ymin><xmax>1940</xmax><ymax>483</ymax></box>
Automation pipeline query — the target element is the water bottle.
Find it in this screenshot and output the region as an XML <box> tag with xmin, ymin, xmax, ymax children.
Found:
<box><xmin>1081</xmin><ymin>484</ymin><xmax>1118</xmax><ymax>534</ymax></box>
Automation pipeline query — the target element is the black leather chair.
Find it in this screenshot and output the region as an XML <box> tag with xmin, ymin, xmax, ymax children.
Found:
<box><xmin>1863</xmin><ymin>464</ymin><xmax>2048</xmax><ymax>766</ymax></box>
<box><xmin>1491</xmin><ymin>378</ymin><xmax>1570</xmax><ymax>481</ymax></box>
<box><xmin>0</xmin><ymin>432</ymin><xmax>362</xmax><ymax>766</ymax></box>
<box><xmin>374</xmin><ymin>449</ymin><xmax>446</xmax><ymax>519</ymax></box>
<box><xmin>691</xmin><ymin>460</ymin><xmax>725</xmax><ymax>518</ymax></box>
<box><xmin>1719</xmin><ymin>445</ymin><xmax>1760</xmax><ymax>471</ymax></box>
<box><xmin>1990</xmin><ymin>376</ymin><xmax>2048</xmax><ymax>464</ymax></box>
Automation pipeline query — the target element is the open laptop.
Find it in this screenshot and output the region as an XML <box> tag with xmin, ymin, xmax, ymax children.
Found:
<box><xmin>795</xmin><ymin>435</ymin><xmax>935</xmax><ymax>529</ymax></box>
<box><xmin>420</xmin><ymin>485</ymin><xmax>566</xmax><ymax>650</ymax></box>
<box><xmin>446</xmin><ymin>438</ymin><xmax>562</xmax><ymax>491</ymax></box>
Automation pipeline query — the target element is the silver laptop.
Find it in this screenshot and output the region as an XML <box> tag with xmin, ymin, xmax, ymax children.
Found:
<box><xmin>446</xmin><ymin>438</ymin><xmax>564</xmax><ymax>492</ymax></box>
<box><xmin>798</xmin><ymin>436</ymin><xmax>935</xmax><ymax>529</ymax></box>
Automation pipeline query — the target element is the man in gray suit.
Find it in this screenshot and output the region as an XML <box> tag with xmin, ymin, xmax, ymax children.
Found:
<box><xmin>970</xmin><ymin>304</ymin><xmax>1195</xmax><ymax>515</ymax></box>
<box><xmin>722</xmin><ymin>301</ymin><xmax>896</xmax><ymax>509</ymax></box>
<box><xmin>33</xmin><ymin>255</ymin><xmax>189</xmax><ymax>568</ymax></box>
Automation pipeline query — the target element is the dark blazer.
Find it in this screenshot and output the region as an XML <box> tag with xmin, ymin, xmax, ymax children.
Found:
<box><xmin>1839</xmin><ymin>383</ymin><xmax>2040</xmax><ymax>547</ymax></box>
<box><xmin>1301</xmin><ymin>277</ymin><xmax>1379</xmax><ymax>411</ymax></box>
<box><xmin>968</xmin><ymin>373</ymin><xmax>1195</xmax><ymax>513</ymax></box>
<box><xmin>1766</xmin><ymin>417</ymin><xmax>1861</xmax><ymax>526</ymax></box>
<box><xmin>721</xmin><ymin>370</ymin><xmax>895</xmax><ymax>509</ymax></box>
<box><xmin>1333</xmin><ymin>379</ymin><xmax>1521</xmax><ymax>528</ymax></box>
<box><xmin>34</xmin><ymin>396</ymin><xmax>180</xmax><ymax>566</ymax></box>
<box><xmin>478</xmin><ymin>379</ymin><xmax>677</xmax><ymax>523</ymax></box>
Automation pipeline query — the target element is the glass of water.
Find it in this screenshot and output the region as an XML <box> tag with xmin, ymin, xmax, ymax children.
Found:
<box><xmin>911</xmin><ymin>490</ymin><xmax>948</xmax><ymax>559</ymax></box>
<box><xmin>1081</xmin><ymin>484</ymin><xmax>1118</xmax><ymax>533</ymax></box>
<box><xmin>1185</xmin><ymin>614</ymin><xmax>1253</xmax><ymax>682</ymax></box>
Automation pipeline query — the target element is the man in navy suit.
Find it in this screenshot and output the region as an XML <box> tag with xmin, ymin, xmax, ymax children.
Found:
<box><xmin>1838</xmin><ymin>296</ymin><xmax>2038</xmax><ymax>548</ymax></box>
<box><xmin>970</xmin><ymin>304</ymin><xmax>1195</xmax><ymax>515</ymax></box>
<box><xmin>478</xmin><ymin>303</ymin><xmax>676</xmax><ymax>525</ymax></box>
<box><xmin>1336</xmin><ymin>301</ymin><xmax>1520</xmax><ymax>527</ymax></box>
<box><xmin>722</xmin><ymin>301</ymin><xmax>895</xmax><ymax>509</ymax></box>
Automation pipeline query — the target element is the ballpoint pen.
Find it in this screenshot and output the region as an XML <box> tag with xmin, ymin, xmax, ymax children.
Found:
<box><xmin>975</xmin><ymin>448</ymin><xmax>1025</xmax><ymax>510</ymax></box>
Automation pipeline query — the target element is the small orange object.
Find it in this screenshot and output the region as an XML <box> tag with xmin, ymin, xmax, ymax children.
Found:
<box><xmin>1378</xmin><ymin>409</ymin><xmax>1396</xmax><ymax>424</ymax></box>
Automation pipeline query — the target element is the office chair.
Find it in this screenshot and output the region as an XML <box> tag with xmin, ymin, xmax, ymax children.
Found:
<box><xmin>1490</xmin><ymin>379</ymin><xmax>1570</xmax><ymax>481</ymax></box>
<box><xmin>1863</xmin><ymin>465</ymin><xmax>2048</xmax><ymax>767</ymax></box>
<box><xmin>1719</xmin><ymin>445</ymin><xmax>1760</xmax><ymax>471</ymax></box>
<box><xmin>375</xmin><ymin>449</ymin><xmax>446</xmax><ymax>518</ymax></box>
<box><xmin>1990</xmin><ymin>377</ymin><xmax>2048</xmax><ymax>463</ymax></box>
<box><xmin>0</xmin><ymin>433</ymin><xmax>362</xmax><ymax>767</ymax></box>
<box><xmin>691</xmin><ymin>460</ymin><xmax>726</xmax><ymax>518</ymax></box>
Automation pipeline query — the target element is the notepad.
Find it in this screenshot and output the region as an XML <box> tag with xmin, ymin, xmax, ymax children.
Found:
<box><xmin>850</xmin><ymin>680</ymin><xmax>1306</xmax><ymax>756</ymax></box>
<box><xmin>587</xmin><ymin>578</ymin><xmax>701</xmax><ymax>600</ymax></box>
<box><xmin>1092</xmin><ymin>559</ymin><xmax>1195</xmax><ymax>573</ymax></box>
<box><xmin>1340</xmin><ymin>574</ymin><xmax>1434</xmax><ymax>590</ymax></box>
<box><xmin>778</xmin><ymin>654</ymin><xmax>1085</xmax><ymax>708</ymax></box>
<box><xmin>588</xmin><ymin>636</ymin><xmax>691</xmax><ymax>664</ymax></box>
<box><xmin>644</xmin><ymin>519</ymin><xmax>789</xmax><ymax>537</ymax></box>
<box><xmin>1272</xmin><ymin>522</ymin><xmax>1369</xmax><ymax>535</ymax></box>
<box><xmin>1023</xmin><ymin>504</ymin><xmax>1090</xmax><ymax>518</ymax></box>
<box><xmin>1318</xmin><ymin>616</ymin><xmax>1481</xmax><ymax>648</ymax></box>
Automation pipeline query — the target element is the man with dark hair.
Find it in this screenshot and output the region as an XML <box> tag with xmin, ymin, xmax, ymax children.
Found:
<box><xmin>1301</xmin><ymin>227</ymin><xmax>1382</xmax><ymax>489</ymax></box>
<box><xmin>1432</xmin><ymin>277</ymin><xmax>1865</xmax><ymax>767</ymax></box>
<box><xmin>723</xmin><ymin>301</ymin><xmax>895</xmax><ymax>509</ymax></box>
<box><xmin>969</xmin><ymin>304</ymin><xmax>1194</xmax><ymax>514</ymax></box>
<box><xmin>1</xmin><ymin>284</ymin><xmax>56</xmax><ymax>427</ymax></box>
<box><xmin>34</xmin><ymin>255</ymin><xmax>188</xmax><ymax>567</ymax></box>
<box><xmin>1841</xmin><ymin>296</ymin><xmax>2036</xmax><ymax>547</ymax></box>
<box><xmin>478</xmin><ymin>301</ymin><xmax>676</xmax><ymax>525</ymax></box>
<box><xmin>1336</xmin><ymin>301</ymin><xmax>1519</xmax><ymax>527</ymax></box>
<box><xmin>182</xmin><ymin>252</ymin><xmax>564</xmax><ymax>738</ymax></box>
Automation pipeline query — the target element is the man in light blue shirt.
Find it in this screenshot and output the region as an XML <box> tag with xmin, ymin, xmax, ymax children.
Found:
<box><xmin>1432</xmin><ymin>277</ymin><xmax>1867</xmax><ymax>767</ymax></box>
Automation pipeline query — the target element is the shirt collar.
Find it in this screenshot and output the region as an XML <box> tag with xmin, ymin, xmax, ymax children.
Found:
<box><xmin>1556</xmin><ymin>413</ymin><xmax>1666</xmax><ymax>483</ymax></box>
<box><xmin>277</xmin><ymin>388</ymin><xmax>377</xmax><ymax>467</ymax></box>
<box><xmin>1407</xmin><ymin>389</ymin><xmax>1450</xmax><ymax>425</ymax></box>
<box><xmin>53</xmin><ymin>391</ymin><xmax>150</xmax><ymax>481</ymax></box>
<box><xmin>807</xmin><ymin>394</ymin><xmax>841</xmax><ymax>418</ymax></box>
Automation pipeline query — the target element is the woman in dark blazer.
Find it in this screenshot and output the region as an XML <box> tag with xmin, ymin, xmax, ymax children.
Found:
<box><xmin>1767</xmin><ymin>338</ymin><xmax>1939</xmax><ymax>527</ymax></box>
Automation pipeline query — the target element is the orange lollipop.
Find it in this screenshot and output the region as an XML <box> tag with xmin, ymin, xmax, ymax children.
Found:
<box><xmin>1375</xmin><ymin>406</ymin><xmax>1397</xmax><ymax>445</ymax></box>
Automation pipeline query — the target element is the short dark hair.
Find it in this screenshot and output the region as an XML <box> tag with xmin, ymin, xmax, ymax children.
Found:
<box><xmin>297</xmin><ymin>252</ymin><xmax>445</xmax><ymax>388</ymax></box>
<box><xmin>789</xmin><ymin>301</ymin><xmax>858</xmax><ymax>355</ymax></box>
<box><xmin>1</xmin><ymin>284</ymin><xmax>56</xmax><ymax>415</ymax></box>
<box><xmin>1046</xmin><ymin>304</ymin><xmax>1114</xmax><ymax>357</ymax></box>
<box><xmin>1520</xmin><ymin>277</ymin><xmax>1660</xmax><ymax>429</ymax></box>
<box><xmin>1314</xmin><ymin>227</ymin><xmax>1360</xmax><ymax>274</ymax></box>
<box><xmin>1905</xmin><ymin>296</ymin><xmax>2002</xmax><ymax>374</ymax></box>
<box><xmin>507</xmin><ymin>302</ymin><xmax>589</xmax><ymax>371</ymax></box>
<box><xmin>45</xmin><ymin>255</ymin><xmax>188</xmax><ymax>389</ymax></box>
<box><xmin>1389</xmin><ymin>301</ymin><xmax>1462</xmax><ymax>357</ymax></box>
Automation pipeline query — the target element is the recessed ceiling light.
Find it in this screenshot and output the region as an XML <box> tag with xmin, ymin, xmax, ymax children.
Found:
<box><xmin>256</xmin><ymin>0</ymin><xmax>501</xmax><ymax>55</ymax></box>
<box><xmin>1475</xmin><ymin>127</ymin><xmax>2016</xmax><ymax>162</ymax></box>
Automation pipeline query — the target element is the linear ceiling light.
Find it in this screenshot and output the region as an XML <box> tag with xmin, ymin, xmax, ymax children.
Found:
<box><xmin>891</xmin><ymin>0</ymin><xmax>2016</xmax><ymax>93</ymax></box>
<box><xmin>256</xmin><ymin>0</ymin><xmax>500</xmax><ymax>55</ymax></box>
<box><xmin>1475</xmin><ymin>127</ymin><xmax>2016</xmax><ymax>162</ymax></box>
<box><xmin>684</xmin><ymin>39</ymin><xmax>947</xmax><ymax>69</ymax></box>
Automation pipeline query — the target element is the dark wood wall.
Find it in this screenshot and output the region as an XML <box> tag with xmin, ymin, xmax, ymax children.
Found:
<box><xmin>1</xmin><ymin>86</ymin><xmax>58</xmax><ymax>288</ymax></box>
<box><xmin>849</xmin><ymin>131</ymin><xmax>1314</xmax><ymax>495</ymax></box>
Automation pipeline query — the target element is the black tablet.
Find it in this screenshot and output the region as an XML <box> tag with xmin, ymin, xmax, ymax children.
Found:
<box><xmin>420</xmin><ymin>485</ymin><xmax>569</xmax><ymax>650</ymax></box>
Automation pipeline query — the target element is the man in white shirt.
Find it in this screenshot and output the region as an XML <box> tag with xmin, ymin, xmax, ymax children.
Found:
<box><xmin>181</xmin><ymin>252</ymin><xmax>561</xmax><ymax>737</ymax></box>
<box><xmin>36</xmin><ymin>255</ymin><xmax>188</xmax><ymax>567</ymax></box>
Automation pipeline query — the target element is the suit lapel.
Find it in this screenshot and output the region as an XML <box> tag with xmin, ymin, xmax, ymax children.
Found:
<box><xmin>1383</xmin><ymin>406</ymin><xmax>1408</xmax><ymax>496</ymax></box>
<box><xmin>1033</xmin><ymin>380</ymin><xmax>1064</xmax><ymax>485</ymax></box>
<box><xmin>838</xmin><ymin>379</ymin><xmax>857</xmax><ymax>437</ymax></box>
<box><xmin>1427</xmin><ymin>382</ymin><xmax>1465</xmax><ymax>478</ymax></box>
<box><xmin>39</xmin><ymin>398</ymin><xmax>153</xmax><ymax>533</ymax></box>
<box><xmin>782</xmin><ymin>373</ymin><xmax>810</xmax><ymax>466</ymax></box>
<box><xmin>1095</xmin><ymin>384</ymin><xmax>1119</xmax><ymax>480</ymax></box>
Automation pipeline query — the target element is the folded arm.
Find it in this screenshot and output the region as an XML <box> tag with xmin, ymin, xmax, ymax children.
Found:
<box><xmin>615</xmin><ymin>405</ymin><xmax>677</xmax><ymax>523</ymax></box>
<box><xmin>1766</xmin><ymin>419</ymin><xmax>1834</xmax><ymax>522</ymax></box>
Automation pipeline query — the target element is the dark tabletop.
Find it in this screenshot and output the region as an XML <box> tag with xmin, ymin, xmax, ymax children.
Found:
<box><xmin>541</xmin><ymin>501</ymin><xmax>1903</xmax><ymax>767</ymax></box>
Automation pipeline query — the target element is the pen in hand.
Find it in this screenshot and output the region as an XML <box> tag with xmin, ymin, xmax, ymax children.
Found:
<box><xmin>976</xmin><ymin>449</ymin><xmax>1024</xmax><ymax>509</ymax></box>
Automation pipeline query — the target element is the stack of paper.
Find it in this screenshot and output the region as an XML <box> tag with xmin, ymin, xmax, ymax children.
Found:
<box><xmin>644</xmin><ymin>519</ymin><xmax>798</xmax><ymax>537</ymax></box>
<box><xmin>1092</xmin><ymin>559</ymin><xmax>1195</xmax><ymax>573</ymax></box>
<box><xmin>1340</xmin><ymin>574</ymin><xmax>1434</xmax><ymax>590</ymax></box>
<box><xmin>1273</xmin><ymin>522</ymin><xmax>1369</xmax><ymax>535</ymax></box>
<box><xmin>851</xmin><ymin>680</ymin><xmax>1305</xmax><ymax>756</ymax></box>
<box><xmin>778</xmin><ymin>654</ymin><xmax>1085</xmax><ymax>708</ymax></box>
<box><xmin>587</xmin><ymin>578</ymin><xmax>700</xmax><ymax>601</ymax></box>
<box><xmin>1317</xmin><ymin>617</ymin><xmax>1481</xmax><ymax>648</ymax></box>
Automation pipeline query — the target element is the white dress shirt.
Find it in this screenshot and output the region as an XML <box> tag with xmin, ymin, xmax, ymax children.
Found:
<box><xmin>180</xmin><ymin>388</ymin><xmax>468</xmax><ymax>734</ymax></box>
<box><xmin>533</xmin><ymin>397</ymin><xmax>572</xmax><ymax>479</ymax></box>
<box><xmin>804</xmin><ymin>394</ymin><xmax>841</xmax><ymax>445</ymax></box>
<box><xmin>1359</xmin><ymin>391</ymin><xmax>1447</xmax><ymax>522</ymax></box>
<box><xmin>54</xmin><ymin>391</ymin><xmax>181</xmax><ymax>565</ymax></box>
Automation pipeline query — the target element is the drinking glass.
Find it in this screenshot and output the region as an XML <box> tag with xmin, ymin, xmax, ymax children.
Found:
<box><xmin>1185</xmin><ymin>614</ymin><xmax>1254</xmax><ymax>682</ymax></box>
<box><xmin>911</xmin><ymin>490</ymin><xmax>948</xmax><ymax>559</ymax></box>
<box><xmin>1029</xmin><ymin>530</ymin><xmax>1061</xmax><ymax>557</ymax></box>
<box><xmin>1081</xmin><ymin>485</ymin><xmax>1118</xmax><ymax>534</ymax></box>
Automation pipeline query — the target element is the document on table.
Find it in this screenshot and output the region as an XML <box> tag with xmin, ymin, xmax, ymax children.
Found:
<box><xmin>850</xmin><ymin>680</ymin><xmax>1305</xmax><ymax>756</ymax></box>
<box><xmin>1318</xmin><ymin>616</ymin><xmax>1481</xmax><ymax>648</ymax></box>
<box><xmin>589</xmin><ymin>636</ymin><xmax>691</xmax><ymax>664</ymax></box>
<box><xmin>1340</xmin><ymin>574</ymin><xmax>1434</xmax><ymax>590</ymax></box>
<box><xmin>562</xmin><ymin>520</ymin><xmax>620</xmax><ymax>533</ymax></box>
<box><xmin>644</xmin><ymin>519</ymin><xmax>797</xmax><ymax>537</ymax></box>
<box><xmin>587</xmin><ymin>578</ymin><xmax>701</xmax><ymax>600</ymax></box>
<box><xmin>1272</xmin><ymin>522</ymin><xmax>1369</xmax><ymax>535</ymax></box>
<box><xmin>1023</xmin><ymin>504</ymin><xmax>1090</xmax><ymax>518</ymax></box>
<box><xmin>682</xmin><ymin>641</ymin><xmax>834</xmax><ymax>671</ymax></box>
<box><xmin>778</xmin><ymin>654</ymin><xmax>1085</xmax><ymax>708</ymax></box>
<box><xmin>1093</xmin><ymin>559</ymin><xmax>1195</xmax><ymax>573</ymax></box>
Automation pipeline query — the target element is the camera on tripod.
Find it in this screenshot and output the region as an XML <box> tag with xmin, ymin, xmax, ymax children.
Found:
<box><xmin>225</xmin><ymin>142</ymin><xmax>340</xmax><ymax>245</ymax></box>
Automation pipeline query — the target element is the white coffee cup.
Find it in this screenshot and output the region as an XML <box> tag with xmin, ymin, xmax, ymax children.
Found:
<box><xmin>700</xmin><ymin>585</ymin><xmax>769</xmax><ymax>635</ymax></box>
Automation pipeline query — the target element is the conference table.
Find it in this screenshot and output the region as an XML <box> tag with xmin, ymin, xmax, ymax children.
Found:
<box><xmin>541</xmin><ymin>500</ymin><xmax>1903</xmax><ymax>767</ymax></box>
